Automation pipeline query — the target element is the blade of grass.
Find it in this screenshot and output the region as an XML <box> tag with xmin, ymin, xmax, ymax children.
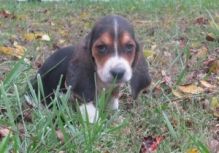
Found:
<box><xmin>162</xmin><ymin>111</ymin><xmax>178</xmax><ymax>140</ymax></box>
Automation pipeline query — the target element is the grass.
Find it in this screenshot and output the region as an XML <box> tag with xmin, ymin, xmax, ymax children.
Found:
<box><xmin>0</xmin><ymin>0</ymin><xmax>219</xmax><ymax>152</ymax></box>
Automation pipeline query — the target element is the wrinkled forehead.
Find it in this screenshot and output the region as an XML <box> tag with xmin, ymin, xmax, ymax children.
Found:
<box><xmin>91</xmin><ymin>15</ymin><xmax>135</xmax><ymax>41</ymax></box>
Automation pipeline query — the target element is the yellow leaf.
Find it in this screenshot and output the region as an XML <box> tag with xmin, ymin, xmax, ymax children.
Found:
<box><xmin>178</xmin><ymin>84</ymin><xmax>204</xmax><ymax>94</ymax></box>
<box><xmin>143</xmin><ymin>49</ymin><xmax>155</xmax><ymax>58</ymax></box>
<box><xmin>186</xmin><ymin>148</ymin><xmax>199</xmax><ymax>153</ymax></box>
<box><xmin>24</xmin><ymin>32</ymin><xmax>50</xmax><ymax>41</ymax></box>
<box><xmin>0</xmin><ymin>46</ymin><xmax>14</xmax><ymax>55</ymax></box>
<box><xmin>211</xmin><ymin>97</ymin><xmax>219</xmax><ymax>118</ymax></box>
<box><xmin>0</xmin><ymin>44</ymin><xmax>25</xmax><ymax>58</ymax></box>
<box><xmin>209</xmin><ymin>60</ymin><xmax>219</xmax><ymax>74</ymax></box>
<box><xmin>200</xmin><ymin>80</ymin><xmax>216</xmax><ymax>89</ymax></box>
<box><xmin>14</xmin><ymin>44</ymin><xmax>25</xmax><ymax>57</ymax></box>
<box><xmin>195</xmin><ymin>46</ymin><xmax>208</xmax><ymax>59</ymax></box>
<box><xmin>190</xmin><ymin>42</ymin><xmax>201</xmax><ymax>48</ymax></box>
<box><xmin>23</xmin><ymin>33</ymin><xmax>35</xmax><ymax>41</ymax></box>
<box><xmin>172</xmin><ymin>89</ymin><xmax>183</xmax><ymax>98</ymax></box>
<box><xmin>58</xmin><ymin>29</ymin><xmax>68</xmax><ymax>37</ymax></box>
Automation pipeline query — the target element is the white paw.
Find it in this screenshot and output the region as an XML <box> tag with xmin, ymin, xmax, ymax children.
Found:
<box><xmin>79</xmin><ymin>103</ymin><xmax>99</xmax><ymax>123</ymax></box>
<box><xmin>108</xmin><ymin>98</ymin><xmax>119</xmax><ymax>110</ymax></box>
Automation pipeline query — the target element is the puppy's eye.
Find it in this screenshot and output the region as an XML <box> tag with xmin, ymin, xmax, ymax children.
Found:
<box><xmin>96</xmin><ymin>44</ymin><xmax>107</xmax><ymax>54</ymax></box>
<box><xmin>125</xmin><ymin>44</ymin><xmax>134</xmax><ymax>53</ymax></box>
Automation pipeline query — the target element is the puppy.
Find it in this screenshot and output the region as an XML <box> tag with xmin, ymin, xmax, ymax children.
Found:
<box><xmin>29</xmin><ymin>15</ymin><xmax>151</xmax><ymax>123</ymax></box>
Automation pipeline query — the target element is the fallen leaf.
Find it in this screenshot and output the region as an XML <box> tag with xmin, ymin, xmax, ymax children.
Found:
<box><xmin>0</xmin><ymin>9</ymin><xmax>11</xmax><ymax>18</ymax></box>
<box><xmin>195</xmin><ymin>46</ymin><xmax>208</xmax><ymax>59</ymax></box>
<box><xmin>23</xmin><ymin>33</ymin><xmax>35</xmax><ymax>41</ymax></box>
<box><xmin>0</xmin><ymin>44</ymin><xmax>25</xmax><ymax>59</ymax></box>
<box><xmin>178</xmin><ymin>84</ymin><xmax>204</xmax><ymax>94</ymax></box>
<box><xmin>186</xmin><ymin>148</ymin><xmax>199</xmax><ymax>153</ymax></box>
<box><xmin>143</xmin><ymin>49</ymin><xmax>155</xmax><ymax>58</ymax></box>
<box><xmin>36</xmin><ymin>33</ymin><xmax>50</xmax><ymax>41</ymax></box>
<box><xmin>190</xmin><ymin>42</ymin><xmax>202</xmax><ymax>49</ymax></box>
<box><xmin>200</xmin><ymin>80</ymin><xmax>216</xmax><ymax>89</ymax></box>
<box><xmin>172</xmin><ymin>89</ymin><xmax>183</xmax><ymax>98</ymax></box>
<box><xmin>210</xmin><ymin>97</ymin><xmax>219</xmax><ymax>118</ymax></box>
<box><xmin>208</xmin><ymin>60</ymin><xmax>219</xmax><ymax>74</ymax></box>
<box><xmin>206</xmin><ymin>33</ymin><xmax>216</xmax><ymax>42</ymax></box>
<box><xmin>23</xmin><ymin>32</ymin><xmax>51</xmax><ymax>41</ymax></box>
<box><xmin>139</xmin><ymin>136</ymin><xmax>164</xmax><ymax>153</ymax></box>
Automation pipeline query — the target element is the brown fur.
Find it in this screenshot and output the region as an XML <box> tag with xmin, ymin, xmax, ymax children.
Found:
<box><xmin>31</xmin><ymin>15</ymin><xmax>151</xmax><ymax>105</ymax></box>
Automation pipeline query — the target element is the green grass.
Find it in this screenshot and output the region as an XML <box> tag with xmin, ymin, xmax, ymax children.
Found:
<box><xmin>0</xmin><ymin>0</ymin><xmax>219</xmax><ymax>152</ymax></box>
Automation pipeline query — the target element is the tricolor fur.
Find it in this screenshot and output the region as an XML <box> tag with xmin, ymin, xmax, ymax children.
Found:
<box><xmin>30</xmin><ymin>15</ymin><xmax>151</xmax><ymax>123</ymax></box>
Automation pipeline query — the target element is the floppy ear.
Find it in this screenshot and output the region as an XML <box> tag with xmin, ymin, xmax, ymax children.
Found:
<box><xmin>65</xmin><ymin>34</ymin><xmax>96</xmax><ymax>103</ymax></box>
<box><xmin>130</xmin><ymin>44</ymin><xmax>151</xmax><ymax>99</ymax></box>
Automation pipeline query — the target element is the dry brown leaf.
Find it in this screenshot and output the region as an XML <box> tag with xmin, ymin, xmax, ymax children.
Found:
<box><xmin>206</xmin><ymin>33</ymin><xmax>216</xmax><ymax>42</ymax></box>
<box><xmin>0</xmin><ymin>44</ymin><xmax>25</xmax><ymax>58</ymax></box>
<box><xmin>139</xmin><ymin>136</ymin><xmax>164</xmax><ymax>153</ymax></box>
<box><xmin>0</xmin><ymin>9</ymin><xmax>11</xmax><ymax>18</ymax></box>
<box><xmin>200</xmin><ymin>80</ymin><xmax>216</xmax><ymax>89</ymax></box>
<box><xmin>178</xmin><ymin>84</ymin><xmax>204</xmax><ymax>94</ymax></box>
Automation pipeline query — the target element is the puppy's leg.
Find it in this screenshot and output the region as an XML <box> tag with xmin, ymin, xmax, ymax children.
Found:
<box><xmin>108</xmin><ymin>97</ymin><xmax>119</xmax><ymax>110</ymax></box>
<box><xmin>79</xmin><ymin>102</ymin><xmax>99</xmax><ymax>123</ymax></box>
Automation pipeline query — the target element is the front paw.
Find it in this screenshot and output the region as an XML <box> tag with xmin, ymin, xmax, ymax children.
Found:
<box><xmin>108</xmin><ymin>98</ymin><xmax>119</xmax><ymax>111</ymax></box>
<box><xmin>79</xmin><ymin>103</ymin><xmax>99</xmax><ymax>123</ymax></box>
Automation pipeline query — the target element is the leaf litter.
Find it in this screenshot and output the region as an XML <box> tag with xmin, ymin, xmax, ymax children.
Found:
<box><xmin>0</xmin><ymin>2</ymin><xmax>219</xmax><ymax>153</ymax></box>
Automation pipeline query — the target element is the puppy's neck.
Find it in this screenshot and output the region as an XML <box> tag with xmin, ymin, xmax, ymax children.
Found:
<box><xmin>95</xmin><ymin>73</ymin><xmax>121</xmax><ymax>98</ymax></box>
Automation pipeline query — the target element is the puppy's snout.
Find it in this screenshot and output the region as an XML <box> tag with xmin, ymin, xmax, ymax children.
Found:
<box><xmin>110</xmin><ymin>68</ymin><xmax>125</xmax><ymax>80</ymax></box>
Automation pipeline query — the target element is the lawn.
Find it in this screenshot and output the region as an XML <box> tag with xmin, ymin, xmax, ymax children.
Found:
<box><xmin>0</xmin><ymin>0</ymin><xmax>219</xmax><ymax>152</ymax></box>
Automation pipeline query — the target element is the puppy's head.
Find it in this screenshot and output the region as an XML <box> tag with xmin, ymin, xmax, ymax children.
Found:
<box><xmin>88</xmin><ymin>15</ymin><xmax>138</xmax><ymax>84</ymax></box>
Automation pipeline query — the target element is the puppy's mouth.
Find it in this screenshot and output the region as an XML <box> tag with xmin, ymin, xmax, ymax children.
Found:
<box><xmin>99</xmin><ymin>68</ymin><xmax>132</xmax><ymax>85</ymax></box>
<box><xmin>106</xmin><ymin>78</ymin><xmax>126</xmax><ymax>84</ymax></box>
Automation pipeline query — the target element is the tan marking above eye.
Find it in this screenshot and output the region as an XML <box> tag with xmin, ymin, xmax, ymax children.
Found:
<box><xmin>94</xmin><ymin>32</ymin><xmax>113</xmax><ymax>46</ymax></box>
<box><xmin>120</xmin><ymin>32</ymin><xmax>135</xmax><ymax>45</ymax></box>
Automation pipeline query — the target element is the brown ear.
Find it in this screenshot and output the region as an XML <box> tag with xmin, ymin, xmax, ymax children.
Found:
<box><xmin>130</xmin><ymin>49</ymin><xmax>151</xmax><ymax>99</ymax></box>
<box><xmin>65</xmin><ymin>35</ymin><xmax>96</xmax><ymax>102</ymax></box>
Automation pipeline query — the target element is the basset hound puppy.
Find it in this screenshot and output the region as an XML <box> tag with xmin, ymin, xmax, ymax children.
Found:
<box><xmin>29</xmin><ymin>15</ymin><xmax>151</xmax><ymax>123</ymax></box>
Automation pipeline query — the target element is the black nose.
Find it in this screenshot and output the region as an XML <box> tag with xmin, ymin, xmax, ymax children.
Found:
<box><xmin>110</xmin><ymin>68</ymin><xmax>125</xmax><ymax>80</ymax></box>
